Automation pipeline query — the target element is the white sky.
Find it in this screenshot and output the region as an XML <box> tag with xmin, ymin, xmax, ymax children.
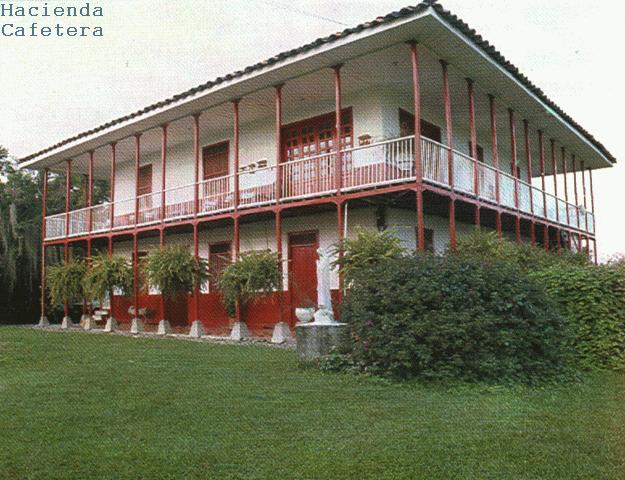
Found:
<box><xmin>1</xmin><ymin>0</ymin><xmax>623</xmax><ymax>258</ymax></box>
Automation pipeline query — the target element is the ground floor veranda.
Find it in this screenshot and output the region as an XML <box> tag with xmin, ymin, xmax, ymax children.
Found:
<box><xmin>42</xmin><ymin>186</ymin><xmax>595</xmax><ymax>336</ymax></box>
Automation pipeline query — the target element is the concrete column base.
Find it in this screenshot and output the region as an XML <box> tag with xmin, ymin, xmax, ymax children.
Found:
<box><xmin>188</xmin><ymin>320</ymin><xmax>204</xmax><ymax>338</ymax></box>
<box><xmin>104</xmin><ymin>317</ymin><xmax>118</xmax><ymax>333</ymax></box>
<box><xmin>157</xmin><ymin>320</ymin><xmax>172</xmax><ymax>335</ymax></box>
<box><xmin>130</xmin><ymin>318</ymin><xmax>144</xmax><ymax>334</ymax></box>
<box><xmin>295</xmin><ymin>322</ymin><xmax>348</xmax><ymax>363</ymax></box>
<box><xmin>230</xmin><ymin>322</ymin><xmax>249</xmax><ymax>341</ymax></box>
<box><xmin>83</xmin><ymin>316</ymin><xmax>97</xmax><ymax>331</ymax></box>
<box><xmin>61</xmin><ymin>316</ymin><xmax>74</xmax><ymax>329</ymax></box>
<box><xmin>38</xmin><ymin>316</ymin><xmax>50</xmax><ymax>328</ymax></box>
<box><xmin>271</xmin><ymin>322</ymin><xmax>293</xmax><ymax>344</ymax></box>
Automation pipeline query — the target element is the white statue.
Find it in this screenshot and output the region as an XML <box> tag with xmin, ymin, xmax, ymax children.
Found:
<box><xmin>314</xmin><ymin>246</ymin><xmax>336</xmax><ymax>324</ymax></box>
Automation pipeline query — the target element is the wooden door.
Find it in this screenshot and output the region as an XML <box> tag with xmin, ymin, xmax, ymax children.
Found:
<box><xmin>138</xmin><ymin>164</ymin><xmax>153</xmax><ymax>196</ymax></box>
<box><xmin>288</xmin><ymin>231</ymin><xmax>319</xmax><ymax>324</ymax></box>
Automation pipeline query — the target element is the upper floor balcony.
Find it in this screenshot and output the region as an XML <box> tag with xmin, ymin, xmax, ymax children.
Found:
<box><xmin>44</xmin><ymin>134</ymin><xmax>595</xmax><ymax>241</ymax></box>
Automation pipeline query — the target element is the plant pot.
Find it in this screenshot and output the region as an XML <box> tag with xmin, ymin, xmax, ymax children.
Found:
<box><xmin>295</xmin><ymin>307</ymin><xmax>315</xmax><ymax>323</ymax></box>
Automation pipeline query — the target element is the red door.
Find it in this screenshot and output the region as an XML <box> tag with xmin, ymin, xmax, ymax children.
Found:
<box><xmin>288</xmin><ymin>231</ymin><xmax>319</xmax><ymax>325</ymax></box>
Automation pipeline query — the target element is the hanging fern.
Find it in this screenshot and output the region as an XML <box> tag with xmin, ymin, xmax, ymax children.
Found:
<box><xmin>142</xmin><ymin>246</ymin><xmax>207</xmax><ymax>299</ymax></box>
<box><xmin>83</xmin><ymin>254</ymin><xmax>133</xmax><ymax>304</ymax></box>
<box><xmin>46</xmin><ymin>259</ymin><xmax>87</xmax><ymax>307</ymax></box>
<box><xmin>218</xmin><ymin>250</ymin><xmax>282</xmax><ymax>319</ymax></box>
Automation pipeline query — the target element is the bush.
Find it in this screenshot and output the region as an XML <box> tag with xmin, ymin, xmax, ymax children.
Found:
<box><xmin>219</xmin><ymin>250</ymin><xmax>282</xmax><ymax>319</ymax></box>
<box><xmin>142</xmin><ymin>246</ymin><xmax>207</xmax><ymax>299</ymax></box>
<box><xmin>82</xmin><ymin>254</ymin><xmax>133</xmax><ymax>304</ymax></box>
<box><xmin>47</xmin><ymin>259</ymin><xmax>87</xmax><ymax>307</ymax></box>
<box><xmin>531</xmin><ymin>264</ymin><xmax>625</xmax><ymax>370</ymax></box>
<box><xmin>453</xmin><ymin>230</ymin><xmax>589</xmax><ymax>272</ymax></box>
<box><xmin>341</xmin><ymin>254</ymin><xmax>571</xmax><ymax>382</ymax></box>
<box><xmin>333</xmin><ymin>227</ymin><xmax>405</xmax><ymax>285</ymax></box>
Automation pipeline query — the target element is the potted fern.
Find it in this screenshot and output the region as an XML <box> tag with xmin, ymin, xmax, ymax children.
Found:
<box><xmin>218</xmin><ymin>250</ymin><xmax>282</xmax><ymax>340</ymax></box>
<box><xmin>142</xmin><ymin>245</ymin><xmax>207</xmax><ymax>335</ymax></box>
<box><xmin>82</xmin><ymin>254</ymin><xmax>133</xmax><ymax>332</ymax></box>
<box><xmin>46</xmin><ymin>259</ymin><xmax>87</xmax><ymax>329</ymax></box>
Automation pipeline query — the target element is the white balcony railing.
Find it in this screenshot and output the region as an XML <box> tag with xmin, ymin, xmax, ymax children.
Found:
<box><xmin>44</xmin><ymin>135</ymin><xmax>595</xmax><ymax>240</ymax></box>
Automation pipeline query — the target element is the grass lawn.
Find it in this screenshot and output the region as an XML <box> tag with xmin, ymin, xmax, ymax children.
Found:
<box><xmin>0</xmin><ymin>327</ymin><xmax>623</xmax><ymax>479</ymax></box>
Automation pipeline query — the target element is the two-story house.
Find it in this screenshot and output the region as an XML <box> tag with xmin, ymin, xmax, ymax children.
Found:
<box><xmin>23</xmin><ymin>1</ymin><xmax>615</xmax><ymax>336</ymax></box>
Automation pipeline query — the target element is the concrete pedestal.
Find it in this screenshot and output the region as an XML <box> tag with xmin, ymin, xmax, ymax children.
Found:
<box><xmin>61</xmin><ymin>316</ymin><xmax>73</xmax><ymax>329</ymax></box>
<box><xmin>230</xmin><ymin>322</ymin><xmax>249</xmax><ymax>341</ymax></box>
<box><xmin>83</xmin><ymin>316</ymin><xmax>97</xmax><ymax>331</ymax></box>
<box><xmin>271</xmin><ymin>322</ymin><xmax>293</xmax><ymax>344</ymax></box>
<box><xmin>295</xmin><ymin>322</ymin><xmax>348</xmax><ymax>363</ymax></box>
<box><xmin>189</xmin><ymin>320</ymin><xmax>204</xmax><ymax>338</ymax></box>
<box><xmin>104</xmin><ymin>317</ymin><xmax>117</xmax><ymax>333</ymax></box>
<box><xmin>130</xmin><ymin>318</ymin><xmax>144</xmax><ymax>334</ymax></box>
<box><xmin>38</xmin><ymin>316</ymin><xmax>49</xmax><ymax>328</ymax></box>
<box><xmin>157</xmin><ymin>320</ymin><xmax>172</xmax><ymax>335</ymax></box>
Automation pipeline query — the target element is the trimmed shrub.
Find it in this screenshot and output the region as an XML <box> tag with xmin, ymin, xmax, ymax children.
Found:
<box><xmin>453</xmin><ymin>230</ymin><xmax>589</xmax><ymax>272</ymax></box>
<box><xmin>341</xmin><ymin>254</ymin><xmax>571</xmax><ymax>382</ymax></box>
<box><xmin>219</xmin><ymin>250</ymin><xmax>282</xmax><ymax>319</ymax></box>
<box><xmin>142</xmin><ymin>246</ymin><xmax>207</xmax><ymax>299</ymax></box>
<box><xmin>531</xmin><ymin>264</ymin><xmax>625</xmax><ymax>370</ymax></box>
<box><xmin>47</xmin><ymin>259</ymin><xmax>87</xmax><ymax>307</ymax></box>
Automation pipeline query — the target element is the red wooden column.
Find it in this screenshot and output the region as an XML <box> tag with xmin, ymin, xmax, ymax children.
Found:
<box><xmin>489</xmin><ymin>94</ymin><xmax>502</xmax><ymax>239</ymax></box>
<box><xmin>509</xmin><ymin>109</ymin><xmax>521</xmax><ymax>243</ymax></box>
<box><xmin>40</xmin><ymin>168</ymin><xmax>49</xmax><ymax>322</ymax></box>
<box><xmin>333</xmin><ymin>65</ymin><xmax>343</xmax><ymax>194</ymax></box>
<box><xmin>109</xmin><ymin>143</ymin><xmax>116</xmax><ymax>242</ymax></box>
<box><xmin>275</xmin><ymin>209</ymin><xmax>283</xmax><ymax>322</ymax></box>
<box><xmin>160</xmin><ymin>124</ymin><xmax>168</xmax><ymax>223</ymax></box>
<box><xmin>572</xmin><ymin>154</ymin><xmax>581</xmax><ymax>230</ymax></box>
<box><xmin>86</xmin><ymin>151</ymin><xmax>94</xmax><ymax>317</ymax></box>
<box><xmin>64</xmin><ymin>159</ymin><xmax>72</xmax><ymax>318</ymax></box>
<box><xmin>337</xmin><ymin>201</ymin><xmax>344</xmax><ymax>304</ymax></box>
<box><xmin>523</xmin><ymin>120</ymin><xmax>535</xmax><ymax>245</ymax></box>
<box><xmin>233</xmin><ymin>215</ymin><xmax>241</xmax><ymax>322</ymax></box>
<box><xmin>274</xmin><ymin>85</ymin><xmax>284</xmax><ymax>203</ymax></box>
<box><xmin>441</xmin><ymin>61</ymin><xmax>456</xmax><ymax>249</ymax></box>
<box><xmin>581</xmin><ymin>160</ymin><xmax>588</xmax><ymax>238</ymax></box>
<box><xmin>467</xmin><ymin>78</ymin><xmax>480</xmax><ymax>226</ymax></box>
<box><xmin>233</xmin><ymin>100</ymin><xmax>241</xmax><ymax>208</ymax></box>
<box><xmin>550</xmin><ymin>139</ymin><xmax>560</xmax><ymax>253</ymax></box>
<box><xmin>409</xmin><ymin>41</ymin><xmax>424</xmax><ymax>251</ymax></box>
<box><xmin>132</xmin><ymin>134</ymin><xmax>141</xmax><ymax>320</ymax></box>
<box><xmin>538</xmin><ymin>131</ymin><xmax>549</xmax><ymax>251</ymax></box>
<box><xmin>589</xmin><ymin>168</ymin><xmax>597</xmax><ymax>263</ymax></box>
<box><xmin>193</xmin><ymin>114</ymin><xmax>201</xmax><ymax>216</ymax></box>
<box><xmin>561</xmin><ymin>147</ymin><xmax>570</xmax><ymax>249</ymax></box>
<box><xmin>192</xmin><ymin>223</ymin><xmax>200</xmax><ymax>323</ymax></box>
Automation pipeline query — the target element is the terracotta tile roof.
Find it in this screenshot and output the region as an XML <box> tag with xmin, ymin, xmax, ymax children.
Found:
<box><xmin>20</xmin><ymin>0</ymin><xmax>616</xmax><ymax>164</ymax></box>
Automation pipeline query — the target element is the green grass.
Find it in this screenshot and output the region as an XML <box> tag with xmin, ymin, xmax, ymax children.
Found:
<box><xmin>0</xmin><ymin>328</ymin><xmax>623</xmax><ymax>480</ymax></box>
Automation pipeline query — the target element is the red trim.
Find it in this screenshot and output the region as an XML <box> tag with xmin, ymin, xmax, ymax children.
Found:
<box><xmin>334</xmin><ymin>65</ymin><xmax>343</xmax><ymax>193</ymax></box>
<box><xmin>572</xmin><ymin>155</ymin><xmax>580</xmax><ymax>227</ymax></box>
<box><xmin>134</xmin><ymin>134</ymin><xmax>141</xmax><ymax>227</ymax></box>
<box><xmin>161</xmin><ymin>125</ymin><xmax>168</xmax><ymax>223</ymax></box>
<box><xmin>441</xmin><ymin>61</ymin><xmax>454</xmax><ymax>187</ymax></box>
<box><xmin>110</xmin><ymin>143</ymin><xmax>116</xmax><ymax>232</ymax></box>
<box><xmin>41</xmin><ymin>169</ymin><xmax>49</xmax><ymax>319</ymax></box>
<box><xmin>409</xmin><ymin>42</ymin><xmax>424</xmax><ymax>251</ymax></box>
<box><xmin>561</xmin><ymin>147</ymin><xmax>570</xmax><ymax>229</ymax></box>
<box><xmin>467</xmin><ymin>78</ymin><xmax>479</xmax><ymax>204</ymax></box>
<box><xmin>275</xmin><ymin>85</ymin><xmax>283</xmax><ymax>202</ymax></box>
<box><xmin>193</xmin><ymin>114</ymin><xmax>201</xmax><ymax>217</ymax></box>
<box><xmin>233</xmin><ymin>100</ymin><xmax>240</xmax><ymax>208</ymax></box>
<box><xmin>523</xmin><ymin>120</ymin><xmax>534</xmax><ymax>216</ymax></box>
<box><xmin>551</xmin><ymin>139</ymin><xmax>559</xmax><ymax>224</ymax></box>
<box><xmin>193</xmin><ymin>223</ymin><xmax>200</xmax><ymax>322</ymax></box>
<box><xmin>275</xmin><ymin>210</ymin><xmax>283</xmax><ymax>323</ymax></box>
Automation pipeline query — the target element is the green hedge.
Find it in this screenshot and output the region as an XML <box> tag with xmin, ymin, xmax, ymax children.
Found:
<box><xmin>341</xmin><ymin>254</ymin><xmax>571</xmax><ymax>382</ymax></box>
<box><xmin>532</xmin><ymin>265</ymin><xmax>625</xmax><ymax>370</ymax></box>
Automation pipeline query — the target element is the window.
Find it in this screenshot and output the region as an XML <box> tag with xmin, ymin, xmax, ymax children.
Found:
<box><xmin>282</xmin><ymin>109</ymin><xmax>353</xmax><ymax>162</ymax></box>
<box><xmin>399</xmin><ymin>109</ymin><xmax>442</xmax><ymax>143</ymax></box>
<box><xmin>203</xmin><ymin>142</ymin><xmax>229</xmax><ymax>180</ymax></box>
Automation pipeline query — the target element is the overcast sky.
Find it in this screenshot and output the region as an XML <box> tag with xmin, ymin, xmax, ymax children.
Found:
<box><xmin>1</xmin><ymin>0</ymin><xmax>623</xmax><ymax>258</ymax></box>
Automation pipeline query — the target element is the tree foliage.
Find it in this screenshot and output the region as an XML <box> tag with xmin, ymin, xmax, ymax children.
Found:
<box><xmin>218</xmin><ymin>250</ymin><xmax>282</xmax><ymax>319</ymax></box>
